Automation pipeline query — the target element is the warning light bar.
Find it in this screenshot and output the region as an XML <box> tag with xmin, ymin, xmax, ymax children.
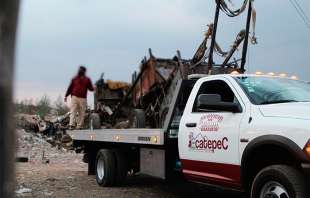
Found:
<box><xmin>255</xmin><ymin>71</ymin><xmax>264</xmax><ymax>75</ymax></box>
<box><xmin>291</xmin><ymin>75</ymin><xmax>298</xmax><ymax>80</ymax></box>
<box><xmin>252</xmin><ymin>71</ymin><xmax>299</xmax><ymax>80</ymax></box>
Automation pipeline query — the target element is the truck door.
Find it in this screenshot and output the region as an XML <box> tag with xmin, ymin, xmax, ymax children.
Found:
<box><xmin>178</xmin><ymin>78</ymin><xmax>245</xmax><ymax>187</ymax></box>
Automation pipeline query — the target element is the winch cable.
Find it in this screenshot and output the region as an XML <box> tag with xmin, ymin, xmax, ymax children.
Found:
<box><xmin>218</xmin><ymin>0</ymin><xmax>249</xmax><ymax>17</ymax></box>
<box><xmin>214</xmin><ymin>41</ymin><xmax>229</xmax><ymax>57</ymax></box>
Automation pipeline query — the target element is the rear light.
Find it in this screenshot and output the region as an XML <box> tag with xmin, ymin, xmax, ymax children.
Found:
<box><xmin>304</xmin><ymin>140</ymin><xmax>310</xmax><ymax>159</ymax></box>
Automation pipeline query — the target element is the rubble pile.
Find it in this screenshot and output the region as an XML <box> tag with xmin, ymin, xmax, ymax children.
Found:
<box><xmin>15</xmin><ymin>112</ymin><xmax>75</xmax><ymax>149</ymax></box>
<box><xmin>16</xmin><ymin>129</ymin><xmax>75</xmax><ymax>164</ymax></box>
<box><xmin>15</xmin><ymin>114</ymin><xmax>42</xmax><ymax>132</ymax></box>
<box><xmin>15</xmin><ymin>129</ymin><xmax>87</xmax><ymax>197</ymax></box>
<box><xmin>15</xmin><ymin>113</ymin><xmax>70</xmax><ymax>134</ymax></box>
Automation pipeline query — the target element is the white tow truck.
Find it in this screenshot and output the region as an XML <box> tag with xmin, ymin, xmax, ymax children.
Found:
<box><xmin>70</xmin><ymin>74</ymin><xmax>310</xmax><ymax>198</ymax></box>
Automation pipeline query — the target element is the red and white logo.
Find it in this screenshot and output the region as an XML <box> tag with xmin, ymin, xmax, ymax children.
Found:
<box><xmin>199</xmin><ymin>114</ymin><xmax>224</xmax><ymax>132</ymax></box>
<box><xmin>188</xmin><ymin>132</ymin><xmax>228</xmax><ymax>153</ymax></box>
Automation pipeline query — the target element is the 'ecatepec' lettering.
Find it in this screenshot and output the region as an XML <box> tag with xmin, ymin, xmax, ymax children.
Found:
<box><xmin>194</xmin><ymin>137</ymin><xmax>228</xmax><ymax>151</ymax></box>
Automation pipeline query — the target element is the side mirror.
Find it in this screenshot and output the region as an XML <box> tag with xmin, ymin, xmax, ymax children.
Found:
<box><xmin>197</xmin><ymin>94</ymin><xmax>241</xmax><ymax>113</ymax></box>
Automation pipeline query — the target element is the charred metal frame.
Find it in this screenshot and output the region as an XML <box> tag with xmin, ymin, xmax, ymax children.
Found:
<box><xmin>208</xmin><ymin>0</ymin><xmax>253</xmax><ymax>71</ymax></box>
<box><xmin>222</xmin><ymin>30</ymin><xmax>246</xmax><ymax>67</ymax></box>
<box><xmin>208</xmin><ymin>0</ymin><xmax>221</xmax><ymax>70</ymax></box>
<box><xmin>111</xmin><ymin>50</ymin><xmax>180</xmax><ymax>127</ymax></box>
<box><xmin>240</xmin><ymin>0</ymin><xmax>252</xmax><ymax>72</ymax></box>
<box><xmin>0</xmin><ymin>0</ymin><xmax>20</xmax><ymax>197</ymax></box>
<box><xmin>111</xmin><ymin>59</ymin><xmax>148</xmax><ymax>123</ymax></box>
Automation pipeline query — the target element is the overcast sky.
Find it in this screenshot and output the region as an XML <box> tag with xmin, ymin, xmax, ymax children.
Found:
<box><xmin>14</xmin><ymin>0</ymin><xmax>310</xmax><ymax>104</ymax></box>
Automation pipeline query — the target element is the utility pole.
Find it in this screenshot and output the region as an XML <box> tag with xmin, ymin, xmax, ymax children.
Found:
<box><xmin>208</xmin><ymin>0</ymin><xmax>221</xmax><ymax>71</ymax></box>
<box><xmin>240</xmin><ymin>0</ymin><xmax>252</xmax><ymax>72</ymax></box>
<box><xmin>0</xmin><ymin>0</ymin><xmax>20</xmax><ymax>197</ymax></box>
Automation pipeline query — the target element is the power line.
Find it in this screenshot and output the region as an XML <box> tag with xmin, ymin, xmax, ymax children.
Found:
<box><xmin>292</xmin><ymin>0</ymin><xmax>310</xmax><ymax>25</ymax></box>
<box><xmin>291</xmin><ymin>0</ymin><xmax>310</xmax><ymax>27</ymax></box>
<box><xmin>289</xmin><ymin>0</ymin><xmax>310</xmax><ymax>26</ymax></box>
<box><xmin>288</xmin><ymin>0</ymin><xmax>310</xmax><ymax>28</ymax></box>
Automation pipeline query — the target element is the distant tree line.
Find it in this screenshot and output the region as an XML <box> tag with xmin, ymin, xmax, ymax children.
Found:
<box><xmin>15</xmin><ymin>95</ymin><xmax>69</xmax><ymax>118</ymax></box>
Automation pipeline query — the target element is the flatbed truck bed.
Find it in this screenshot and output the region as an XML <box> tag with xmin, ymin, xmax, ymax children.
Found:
<box><xmin>68</xmin><ymin>128</ymin><xmax>164</xmax><ymax>146</ymax></box>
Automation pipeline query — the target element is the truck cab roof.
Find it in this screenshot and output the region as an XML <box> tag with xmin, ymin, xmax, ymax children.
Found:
<box><xmin>195</xmin><ymin>73</ymin><xmax>302</xmax><ymax>81</ymax></box>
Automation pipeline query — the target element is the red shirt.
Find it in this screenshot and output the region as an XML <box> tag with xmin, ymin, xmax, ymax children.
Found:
<box><xmin>65</xmin><ymin>76</ymin><xmax>94</xmax><ymax>98</ymax></box>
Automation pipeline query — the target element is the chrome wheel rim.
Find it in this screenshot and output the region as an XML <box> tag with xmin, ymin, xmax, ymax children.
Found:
<box><xmin>260</xmin><ymin>181</ymin><xmax>289</xmax><ymax>198</ymax></box>
<box><xmin>97</xmin><ymin>155</ymin><xmax>105</xmax><ymax>180</ymax></box>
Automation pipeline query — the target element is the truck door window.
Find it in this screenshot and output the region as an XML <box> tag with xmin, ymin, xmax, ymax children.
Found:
<box><xmin>192</xmin><ymin>80</ymin><xmax>239</xmax><ymax>112</ymax></box>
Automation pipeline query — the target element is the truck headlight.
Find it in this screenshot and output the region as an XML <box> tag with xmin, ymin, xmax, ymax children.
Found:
<box><xmin>304</xmin><ymin>140</ymin><xmax>310</xmax><ymax>159</ymax></box>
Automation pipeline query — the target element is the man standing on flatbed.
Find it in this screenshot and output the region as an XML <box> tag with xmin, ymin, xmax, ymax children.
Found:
<box><xmin>65</xmin><ymin>66</ymin><xmax>95</xmax><ymax>130</ymax></box>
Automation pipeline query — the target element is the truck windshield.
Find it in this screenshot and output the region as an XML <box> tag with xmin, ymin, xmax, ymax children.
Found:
<box><xmin>234</xmin><ymin>76</ymin><xmax>310</xmax><ymax>105</ymax></box>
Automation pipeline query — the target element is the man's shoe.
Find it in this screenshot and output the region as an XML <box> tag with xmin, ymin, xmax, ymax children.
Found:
<box><xmin>68</xmin><ymin>125</ymin><xmax>75</xmax><ymax>130</ymax></box>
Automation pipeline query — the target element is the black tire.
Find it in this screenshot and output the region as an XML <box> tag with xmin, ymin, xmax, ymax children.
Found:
<box><xmin>87</xmin><ymin>152</ymin><xmax>96</xmax><ymax>175</ymax></box>
<box><xmin>114</xmin><ymin>150</ymin><xmax>128</xmax><ymax>186</ymax></box>
<box><xmin>95</xmin><ymin>149</ymin><xmax>117</xmax><ymax>186</ymax></box>
<box><xmin>90</xmin><ymin>113</ymin><xmax>101</xmax><ymax>129</ymax></box>
<box><xmin>130</xmin><ymin>109</ymin><xmax>145</xmax><ymax>128</ymax></box>
<box><xmin>251</xmin><ymin>165</ymin><xmax>307</xmax><ymax>198</ymax></box>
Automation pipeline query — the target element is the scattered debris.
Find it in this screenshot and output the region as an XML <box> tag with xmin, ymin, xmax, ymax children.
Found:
<box><xmin>43</xmin><ymin>191</ymin><xmax>54</xmax><ymax>197</ymax></box>
<box><xmin>15</xmin><ymin>112</ymin><xmax>70</xmax><ymax>134</ymax></box>
<box><xmin>15</xmin><ymin>128</ymin><xmax>87</xmax><ymax>198</ymax></box>
<box><xmin>15</xmin><ymin>129</ymin><xmax>78</xmax><ymax>164</ymax></box>
<box><xmin>15</xmin><ymin>111</ymin><xmax>74</xmax><ymax>151</ymax></box>
<box><xmin>61</xmin><ymin>134</ymin><xmax>73</xmax><ymax>144</ymax></box>
<box><xmin>15</xmin><ymin>114</ymin><xmax>41</xmax><ymax>132</ymax></box>
<box><xmin>16</xmin><ymin>157</ymin><xmax>29</xmax><ymax>163</ymax></box>
<box><xmin>15</xmin><ymin>187</ymin><xmax>32</xmax><ymax>196</ymax></box>
<box><xmin>114</xmin><ymin>120</ymin><xmax>130</xmax><ymax>129</ymax></box>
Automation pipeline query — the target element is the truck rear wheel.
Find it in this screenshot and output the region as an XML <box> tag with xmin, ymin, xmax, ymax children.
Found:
<box><xmin>130</xmin><ymin>109</ymin><xmax>145</xmax><ymax>128</ymax></box>
<box><xmin>90</xmin><ymin>113</ymin><xmax>101</xmax><ymax>129</ymax></box>
<box><xmin>114</xmin><ymin>150</ymin><xmax>128</xmax><ymax>185</ymax></box>
<box><xmin>251</xmin><ymin>165</ymin><xmax>307</xmax><ymax>198</ymax></box>
<box><xmin>96</xmin><ymin>149</ymin><xmax>116</xmax><ymax>186</ymax></box>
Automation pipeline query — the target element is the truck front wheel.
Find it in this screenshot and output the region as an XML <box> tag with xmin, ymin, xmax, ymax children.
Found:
<box><xmin>251</xmin><ymin>165</ymin><xmax>307</xmax><ymax>198</ymax></box>
<box><xmin>96</xmin><ymin>149</ymin><xmax>116</xmax><ymax>186</ymax></box>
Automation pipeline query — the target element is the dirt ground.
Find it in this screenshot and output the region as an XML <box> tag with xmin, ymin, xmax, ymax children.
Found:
<box><xmin>15</xmin><ymin>159</ymin><xmax>244</xmax><ymax>198</ymax></box>
<box><xmin>15</xmin><ymin>129</ymin><xmax>244</xmax><ymax>198</ymax></box>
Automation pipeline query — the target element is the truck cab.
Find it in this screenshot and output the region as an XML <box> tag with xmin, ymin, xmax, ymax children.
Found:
<box><xmin>179</xmin><ymin>74</ymin><xmax>310</xmax><ymax>197</ymax></box>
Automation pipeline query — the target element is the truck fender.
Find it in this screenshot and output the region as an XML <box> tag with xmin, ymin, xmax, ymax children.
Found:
<box><xmin>240</xmin><ymin>135</ymin><xmax>309</xmax><ymax>187</ymax></box>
